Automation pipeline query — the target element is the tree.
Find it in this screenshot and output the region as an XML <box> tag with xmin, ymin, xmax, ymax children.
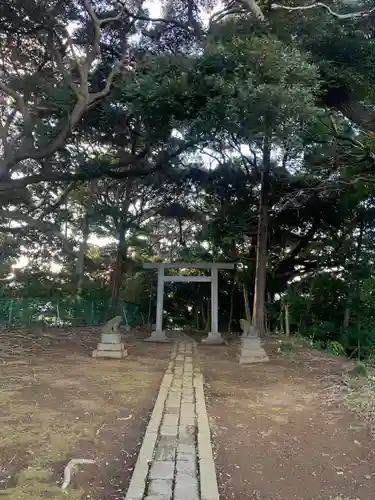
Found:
<box><xmin>210</xmin><ymin>0</ymin><xmax>375</xmax><ymax>136</ymax></box>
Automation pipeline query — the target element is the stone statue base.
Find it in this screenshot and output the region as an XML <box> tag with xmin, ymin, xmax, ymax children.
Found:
<box><xmin>201</xmin><ymin>332</ymin><xmax>224</xmax><ymax>345</ymax></box>
<box><xmin>92</xmin><ymin>317</ymin><xmax>128</xmax><ymax>359</ymax></box>
<box><xmin>92</xmin><ymin>345</ymin><xmax>128</xmax><ymax>359</ymax></box>
<box><xmin>144</xmin><ymin>330</ymin><xmax>170</xmax><ymax>343</ymax></box>
<box><xmin>238</xmin><ymin>336</ymin><xmax>269</xmax><ymax>364</ymax></box>
<box><xmin>92</xmin><ymin>340</ymin><xmax>128</xmax><ymax>359</ymax></box>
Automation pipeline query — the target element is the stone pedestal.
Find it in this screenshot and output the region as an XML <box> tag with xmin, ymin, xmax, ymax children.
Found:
<box><xmin>102</xmin><ymin>332</ymin><xmax>121</xmax><ymax>344</ymax></box>
<box><xmin>238</xmin><ymin>335</ymin><xmax>269</xmax><ymax>364</ymax></box>
<box><xmin>92</xmin><ymin>332</ymin><xmax>128</xmax><ymax>359</ymax></box>
<box><xmin>201</xmin><ymin>332</ymin><xmax>224</xmax><ymax>345</ymax></box>
<box><xmin>144</xmin><ymin>330</ymin><xmax>170</xmax><ymax>343</ymax></box>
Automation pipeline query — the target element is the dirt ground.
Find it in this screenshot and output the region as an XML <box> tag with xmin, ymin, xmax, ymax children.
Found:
<box><xmin>3</xmin><ymin>329</ymin><xmax>375</xmax><ymax>500</ymax></box>
<box><xmin>199</xmin><ymin>338</ymin><xmax>375</xmax><ymax>500</ymax></box>
<box><xmin>0</xmin><ymin>327</ymin><xmax>170</xmax><ymax>500</ymax></box>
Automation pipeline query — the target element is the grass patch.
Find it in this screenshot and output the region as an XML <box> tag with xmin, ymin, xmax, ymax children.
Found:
<box><xmin>0</xmin><ymin>467</ymin><xmax>82</xmax><ymax>500</ymax></box>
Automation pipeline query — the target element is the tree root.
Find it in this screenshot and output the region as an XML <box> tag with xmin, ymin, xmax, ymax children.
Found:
<box><xmin>61</xmin><ymin>458</ymin><xmax>96</xmax><ymax>490</ymax></box>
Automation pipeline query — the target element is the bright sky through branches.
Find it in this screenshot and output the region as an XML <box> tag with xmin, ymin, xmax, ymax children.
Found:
<box><xmin>145</xmin><ymin>1</ymin><xmax>163</xmax><ymax>18</ymax></box>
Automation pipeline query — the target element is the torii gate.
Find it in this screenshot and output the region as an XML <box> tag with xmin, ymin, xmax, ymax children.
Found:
<box><xmin>143</xmin><ymin>262</ymin><xmax>236</xmax><ymax>343</ymax></box>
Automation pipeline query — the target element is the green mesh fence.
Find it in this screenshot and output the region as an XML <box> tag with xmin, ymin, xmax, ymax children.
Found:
<box><xmin>0</xmin><ymin>298</ymin><xmax>143</xmax><ymax>328</ymax></box>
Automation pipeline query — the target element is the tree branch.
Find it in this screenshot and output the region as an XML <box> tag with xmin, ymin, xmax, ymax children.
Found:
<box><xmin>0</xmin><ymin>210</ymin><xmax>76</xmax><ymax>256</ymax></box>
<box><xmin>89</xmin><ymin>58</ymin><xmax>125</xmax><ymax>102</ymax></box>
<box><xmin>43</xmin><ymin>181</ymin><xmax>79</xmax><ymax>216</ymax></box>
<box><xmin>81</xmin><ymin>0</ymin><xmax>102</xmax><ymax>69</ymax></box>
<box><xmin>0</xmin><ymin>83</ymin><xmax>34</xmax><ymax>139</ymax></box>
<box><xmin>0</xmin><ymin>108</ymin><xmax>16</xmax><ymax>155</ymax></box>
<box><xmin>270</xmin><ymin>2</ymin><xmax>375</xmax><ymax>19</ymax></box>
<box><xmin>0</xmin><ymin>140</ymin><xmax>196</xmax><ymax>191</ymax></box>
<box><xmin>121</xmin><ymin>6</ymin><xmax>195</xmax><ymax>35</ymax></box>
<box><xmin>242</xmin><ymin>0</ymin><xmax>266</xmax><ymax>21</ymax></box>
<box><xmin>210</xmin><ymin>7</ymin><xmax>243</xmax><ymax>23</ymax></box>
<box><xmin>0</xmin><ymin>82</ymin><xmax>22</xmax><ymax>102</ymax></box>
<box><xmin>28</xmin><ymin>181</ymin><xmax>80</xmax><ymax>216</ymax></box>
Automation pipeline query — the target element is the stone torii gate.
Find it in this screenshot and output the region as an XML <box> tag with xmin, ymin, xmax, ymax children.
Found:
<box><xmin>143</xmin><ymin>262</ymin><xmax>236</xmax><ymax>343</ymax></box>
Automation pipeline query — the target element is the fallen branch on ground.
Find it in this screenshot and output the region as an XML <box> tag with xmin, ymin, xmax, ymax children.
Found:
<box><xmin>117</xmin><ymin>414</ymin><xmax>132</xmax><ymax>421</ymax></box>
<box><xmin>61</xmin><ymin>458</ymin><xmax>96</xmax><ymax>490</ymax></box>
<box><xmin>0</xmin><ymin>359</ymin><xmax>28</xmax><ymax>365</ymax></box>
<box><xmin>96</xmin><ymin>423</ymin><xmax>105</xmax><ymax>436</ymax></box>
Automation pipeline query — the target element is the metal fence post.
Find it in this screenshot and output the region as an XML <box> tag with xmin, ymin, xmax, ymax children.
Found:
<box><xmin>56</xmin><ymin>300</ymin><xmax>60</xmax><ymax>324</ymax></box>
<box><xmin>90</xmin><ymin>300</ymin><xmax>94</xmax><ymax>325</ymax></box>
<box><xmin>8</xmin><ymin>299</ymin><xmax>13</xmax><ymax>328</ymax></box>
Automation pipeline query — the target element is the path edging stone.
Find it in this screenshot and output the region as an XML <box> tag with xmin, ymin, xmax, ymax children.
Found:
<box><xmin>194</xmin><ymin>372</ymin><xmax>220</xmax><ymax>500</ymax></box>
<box><xmin>125</xmin><ymin>371</ymin><xmax>172</xmax><ymax>500</ymax></box>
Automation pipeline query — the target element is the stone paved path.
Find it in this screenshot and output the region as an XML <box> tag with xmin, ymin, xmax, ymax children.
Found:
<box><xmin>125</xmin><ymin>340</ymin><xmax>219</xmax><ymax>500</ymax></box>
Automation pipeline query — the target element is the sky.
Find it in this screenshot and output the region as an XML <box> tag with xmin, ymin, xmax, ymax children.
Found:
<box><xmin>145</xmin><ymin>1</ymin><xmax>163</xmax><ymax>18</ymax></box>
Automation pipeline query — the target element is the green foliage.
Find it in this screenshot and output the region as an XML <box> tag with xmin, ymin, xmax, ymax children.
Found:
<box><xmin>326</xmin><ymin>341</ymin><xmax>346</xmax><ymax>357</ymax></box>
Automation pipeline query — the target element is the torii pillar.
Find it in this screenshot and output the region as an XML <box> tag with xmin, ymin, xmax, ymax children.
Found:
<box><xmin>143</xmin><ymin>262</ymin><xmax>236</xmax><ymax>343</ymax></box>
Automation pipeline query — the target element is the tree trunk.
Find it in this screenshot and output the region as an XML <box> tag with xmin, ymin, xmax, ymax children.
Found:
<box><xmin>75</xmin><ymin>183</ymin><xmax>95</xmax><ymax>299</ymax></box>
<box><xmin>343</xmin><ymin>217</ymin><xmax>364</xmax><ymax>328</ymax></box>
<box><xmin>265</xmin><ymin>292</ymin><xmax>272</xmax><ymax>332</ymax></box>
<box><xmin>111</xmin><ymin>218</ymin><xmax>127</xmax><ymax>313</ymax></box>
<box><xmin>75</xmin><ymin>210</ymin><xmax>90</xmax><ymax>299</ymax></box>
<box><xmin>285</xmin><ymin>301</ymin><xmax>290</xmax><ymax>337</ymax></box>
<box><xmin>110</xmin><ymin>182</ymin><xmax>133</xmax><ymax>316</ymax></box>
<box><xmin>343</xmin><ymin>306</ymin><xmax>350</xmax><ymax>329</ymax></box>
<box><xmin>252</xmin><ymin>134</ymin><xmax>271</xmax><ymax>336</ymax></box>
<box><xmin>242</xmin><ymin>283</ymin><xmax>251</xmax><ymax>322</ymax></box>
<box><xmin>200</xmin><ymin>302</ymin><xmax>206</xmax><ymax>331</ymax></box>
<box><xmin>195</xmin><ymin>306</ymin><xmax>200</xmax><ymax>330</ymax></box>
<box><xmin>227</xmin><ymin>281</ymin><xmax>236</xmax><ymax>333</ymax></box>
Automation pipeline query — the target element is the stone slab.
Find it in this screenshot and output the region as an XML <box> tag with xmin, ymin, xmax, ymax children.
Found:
<box><xmin>241</xmin><ymin>336</ymin><xmax>261</xmax><ymax>348</ymax></box>
<box><xmin>179</xmin><ymin>415</ymin><xmax>195</xmax><ymax>427</ymax></box>
<box><xmin>238</xmin><ymin>350</ymin><xmax>269</xmax><ymax>364</ymax></box>
<box><xmin>176</xmin><ymin>460</ymin><xmax>196</xmax><ymax>476</ymax></box>
<box><xmin>240</xmin><ymin>349</ymin><xmax>269</xmax><ymax>357</ymax></box>
<box><xmin>147</xmin><ymin>479</ymin><xmax>173</xmax><ymax>498</ymax></box>
<box><xmin>149</xmin><ymin>461</ymin><xmax>174</xmax><ymax>480</ymax></box>
<box><xmin>101</xmin><ymin>332</ymin><xmax>121</xmax><ymax>344</ymax></box>
<box><xmin>159</xmin><ymin>425</ymin><xmax>178</xmax><ymax>437</ymax></box>
<box><xmin>178</xmin><ymin>434</ymin><xmax>195</xmax><ymax>445</ymax></box>
<box><xmin>177</xmin><ymin>443</ymin><xmax>196</xmax><ymax>461</ymax></box>
<box><xmin>201</xmin><ymin>333</ymin><xmax>224</xmax><ymax>345</ymax></box>
<box><xmin>179</xmin><ymin>423</ymin><xmax>196</xmax><ymax>439</ymax></box>
<box><xmin>154</xmin><ymin>442</ymin><xmax>176</xmax><ymax>461</ymax></box>
<box><xmin>97</xmin><ymin>342</ymin><xmax>125</xmax><ymax>351</ymax></box>
<box><xmin>174</xmin><ymin>473</ymin><xmax>199</xmax><ymax>500</ymax></box>
<box><xmin>165</xmin><ymin>406</ymin><xmax>179</xmax><ymax>415</ymax></box>
<box><xmin>92</xmin><ymin>349</ymin><xmax>128</xmax><ymax>359</ymax></box>
<box><xmin>162</xmin><ymin>414</ymin><xmax>178</xmax><ymax>427</ymax></box>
